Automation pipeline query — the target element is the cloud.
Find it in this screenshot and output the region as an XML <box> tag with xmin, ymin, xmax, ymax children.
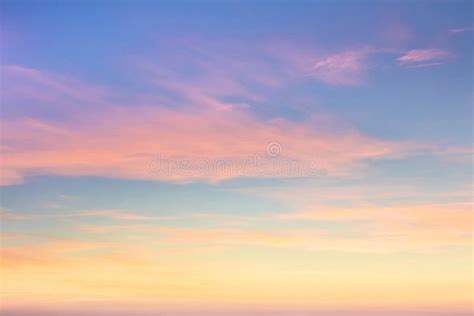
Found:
<box><xmin>71</xmin><ymin>210</ymin><xmax>161</xmax><ymax>221</ymax></box>
<box><xmin>1</xmin><ymin>65</ymin><xmax>410</xmax><ymax>185</ymax></box>
<box><xmin>276</xmin><ymin>202</ymin><xmax>473</xmax><ymax>248</ymax></box>
<box><xmin>449</xmin><ymin>26</ymin><xmax>473</xmax><ymax>34</ymax></box>
<box><xmin>5</xmin><ymin>201</ymin><xmax>471</xmax><ymax>260</ymax></box>
<box><xmin>73</xmin><ymin>201</ymin><xmax>474</xmax><ymax>252</ymax></box>
<box><xmin>311</xmin><ymin>49</ymin><xmax>370</xmax><ymax>86</ymax></box>
<box><xmin>0</xmin><ymin>208</ymin><xmax>34</xmax><ymax>221</ymax></box>
<box><xmin>404</xmin><ymin>62</ymin><xmax>444</xmax><ymax>69</ymax></box>
<box><xmin>397</xmin><ymin>49</ymin><xmax>451</xmax><ymax>65</ymax></box>
<box><xmin>1</xmin><ymin>65</ymin><xmax>111</xmax><ymax>108</ymax></box>
<box><xmin>0</xmin><ymin>209</ymin><xmax>173</xmax><ymax>222</ymax></box>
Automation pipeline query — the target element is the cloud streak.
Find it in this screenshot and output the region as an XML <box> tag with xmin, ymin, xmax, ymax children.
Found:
<box><xmin>311</xmin><ymin>49</ymin><xmax>370</xmax><ymax>86</ymax></box>
<box><xmin>449</xmin><ymin>26</ymin><xmax>473</xmax><ymax>34</ymax></box>
<box><xmin>397</xmin><ymin>49</ymin><xmax>451</xmax><ymax>65</ymax></box>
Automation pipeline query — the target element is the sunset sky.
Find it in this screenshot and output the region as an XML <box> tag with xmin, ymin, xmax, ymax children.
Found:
<box><xmin>0</xmin><ymin>1</ymin><xmax>472</xmax><ymax>315</ymax></box>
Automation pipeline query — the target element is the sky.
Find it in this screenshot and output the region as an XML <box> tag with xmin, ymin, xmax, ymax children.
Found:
<box><xmin>0</xmin><ymin>1</ymin><xmax>472</xmax><ymax>315</ymax></box>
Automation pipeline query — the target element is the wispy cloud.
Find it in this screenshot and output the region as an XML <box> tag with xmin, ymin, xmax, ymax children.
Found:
<box><xmin>1</xmin><ymin>65</ymin><xmax>111</xmax><ymax>107</ymax></box>
<box><xmin>397</xmin><ymin>49</ymin><xmax>451</xmax><ymax>66</ymax></box>
<box><xmin>311</xmin><ymin>49</ymin><xmax>371</xmax><ymax>86</ymax></box>
<box><xmin>449</xmin><ymin>26</ymin><xmax>473</xmax><ymax>34</ymax></box>
<box><xmin>276</xmin><ymin>202</ymin><xmax>472</xmax><ymax>249</ymax></box>
<box><xmin>404</xmin><ymin>62</ymin><xmax>444</xmax><ymax>69</ymax></box>
<box><xmin>0</xmin><ymin>208</ymin><xmax>172</xmax><ymax>222</ymax></box>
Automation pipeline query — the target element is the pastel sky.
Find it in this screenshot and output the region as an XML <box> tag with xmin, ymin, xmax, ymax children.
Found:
<box><xmin>0</xmin><ymin>1</ymin><xmax>472</xmax><ymax>316</ymax></box>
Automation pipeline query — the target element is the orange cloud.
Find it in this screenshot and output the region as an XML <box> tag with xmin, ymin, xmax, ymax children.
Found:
<box><xmin>277</xmin><ymin>202</ymin><xmax>473</xmax><ymax>249</ymax></box>
<box><xmin>68</xmin><ymin>201</ymin><xmax>473</xmax><ymax>253</ymax></box>
<box><xmin>0</xmin><ymin>208</ymin><xmax>171</xmax><ymax>222</ymax></box>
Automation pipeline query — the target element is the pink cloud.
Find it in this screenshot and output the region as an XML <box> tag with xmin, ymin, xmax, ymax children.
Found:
<box><xmin>311</xmin><ymin>49</ymin><xmax>369</xmax><ymax>86</ymax></box>
<box><xmin>309</xmin><ymin>47</ymin><xmax>392</xmax><ymax>86</ymax></box>
<box><xmin>0</xmin><ymin>65</ymin><xmax>411</xmax><ymax>185</ymax></box>
<box><xmin>449</xmin><ymin>26</ymin><xmax>473</xmax><ymax>34</ymax></box>
<box><xmin>1</xmin><ymin>65</ymin><xmax>111</xmax><ymax>105</ymax></box>
<box><xmin>2</xmin><ymin>104</ymin><xmax>402</xmax><ymax>184</ymax></box>
<box><xmin>397</xmin><ymin>49</ymin><xmax>451</xmax><ymax>65</ymax></box>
